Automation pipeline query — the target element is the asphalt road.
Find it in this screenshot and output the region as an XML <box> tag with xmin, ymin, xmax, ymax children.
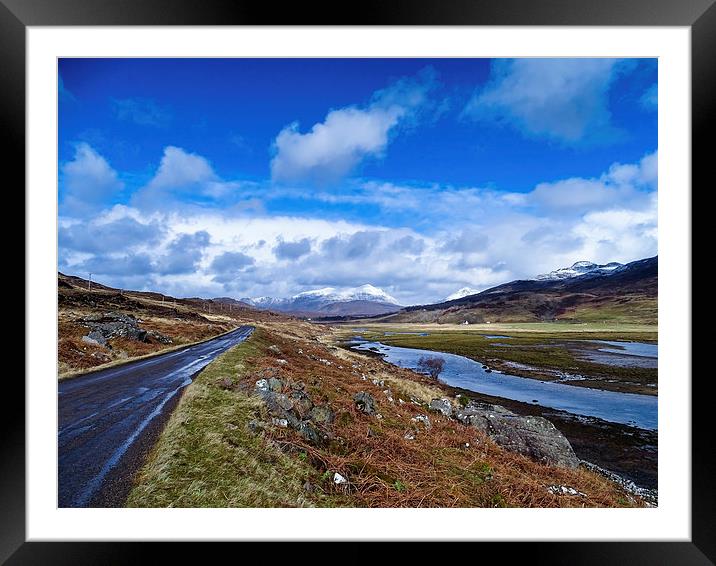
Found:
<box><xmin>58</xmin><ymin>325</ymin><xmax>254</xmax><ymax>507</ymax></box>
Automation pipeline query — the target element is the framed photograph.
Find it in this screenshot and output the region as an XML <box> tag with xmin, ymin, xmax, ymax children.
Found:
<box><xmin>7</xmin><ymin>0</ymin><xmax>708</xmax><ymax>562</ymax></box>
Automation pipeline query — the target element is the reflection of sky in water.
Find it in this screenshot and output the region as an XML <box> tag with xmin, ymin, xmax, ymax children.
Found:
<box><xmin>352</xmin><ymin>341</ymin><xmax>657</xmax><ymax>430</ymax></box>
<box><xmin>593</xmin><ymin>340</ymin><xmax>657</xmax><ymax>358</ymax></box>
<box><xmin>581</xmin><ymin>340</ymin><xmax>658</xmax><ymax>368</ymax></box>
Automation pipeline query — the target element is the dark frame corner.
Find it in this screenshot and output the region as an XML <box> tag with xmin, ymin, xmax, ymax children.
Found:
<box><xmin>6</xmin><ymin>0</ymin><xmax>709</xmax><ymax>563</ymax></box>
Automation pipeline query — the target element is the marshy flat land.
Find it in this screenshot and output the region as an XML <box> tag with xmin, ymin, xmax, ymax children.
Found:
<box><xmin>335</xmin><ymin>322</ymin><xmax>658</xmax><ymax>396</ymax></box>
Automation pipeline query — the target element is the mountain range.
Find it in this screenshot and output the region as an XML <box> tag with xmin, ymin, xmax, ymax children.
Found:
<box><xmin>240</xmin><ymin>284</ymin><xmax>402</xmax><ymax>318</ymax></box>
<box><xmin>378</xmin><ymin>256</ymin><xmax>657</xmax><ymax>325</ymax></box>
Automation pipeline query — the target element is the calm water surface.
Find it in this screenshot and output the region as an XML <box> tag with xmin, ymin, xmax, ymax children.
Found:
<box><xmin>352</xmin><ymin>340</ymin><xmax>657</xmax><ymax>430</ymax></box>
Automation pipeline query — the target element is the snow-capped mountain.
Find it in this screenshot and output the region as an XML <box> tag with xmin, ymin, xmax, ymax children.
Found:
<box><xmin>445</xmin><ymin>287</ymin><xmax>481</xmax><ymax>301</ymax></box>
<box><xmin>535</xmin><ymin>261</ymin><xmax>623</xmax><ymax>281</ymax></box>
<box><xmin>241</xmin><ymin>284</ymin><xmax>401</xmax><ymax>318</ymax></box>
<box><xmin>293</xmin><ymin>284</ymin><xmax>398</xmax><ymax>304</ymax></box>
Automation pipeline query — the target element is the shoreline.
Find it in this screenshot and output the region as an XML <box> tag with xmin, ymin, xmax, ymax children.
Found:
<box><xmin>344</xmin><ymin>340</ymin><xmax>657</xmax><ymax>491</ymax></box>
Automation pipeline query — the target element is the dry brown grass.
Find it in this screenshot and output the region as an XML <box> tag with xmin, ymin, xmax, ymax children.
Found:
<box><xmin>136</xmin><ymin>322</ymin><xmax>645</xmax><ymax>508</ymax></box>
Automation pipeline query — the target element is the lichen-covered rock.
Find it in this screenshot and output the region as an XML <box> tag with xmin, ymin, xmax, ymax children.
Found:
<box><xmin>455</xmin><ymin>402</ymin><xmax>579</xmax><ymax>468</ymax></box>
<box><xmin>308</xmin><ymin>405</ymin><xmax>334</xmax><ymax>424</ymax></box>
<box><xmin>290</xmin><ymin>390</ymin><xmax>314</xmax><ymax>417</ymax></box>
<box><xmin>429</xmin><ymin>398</ymin><xmax>453</xmax><ymax>417</ymax></box>
<box><xmin>353</xmin><ymin>392</ymin><xmax>376</xmax><ymax>415</ymax></box>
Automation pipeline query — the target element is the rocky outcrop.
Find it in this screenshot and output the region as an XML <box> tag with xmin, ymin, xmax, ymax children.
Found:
<box><xmin>428</xmin><ymin>398</ymin><xmax>453</xmax><ymax>417</ymax></box>
<box><xmin>453</xmin><ymin>401</ymin><xmax>580</xmax><ymax>468</ymax></box>
<box><xmin>254</xmin><ymin>376</ymin><xmax>332</xmax><ymax>446</ymax></box>
<box><xmin>79</xmin><ymin>312</ymin><xmax>172</xmax><ymax>346</ymax></box>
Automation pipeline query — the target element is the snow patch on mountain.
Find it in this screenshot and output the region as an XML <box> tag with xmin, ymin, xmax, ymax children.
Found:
<box><xmin>445</xmin><ymin>287</ymin><xmax>481</xmax><ymax>301</ymax></box>
<box><xmin>243</xmin><ymin>284</ymin><xmax>399</xmax><ymax>309</ymax></box>
<box><xmin>535</xmin><ymin>261</ymin><xmax>623</xmax><ymax>281</ymax></box>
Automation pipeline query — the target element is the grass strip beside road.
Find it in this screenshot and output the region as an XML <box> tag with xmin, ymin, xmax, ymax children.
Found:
<box><xmin>126</xmin><ymin>328</ymin><xmax>342</xmax><ymax>508</ymax></box>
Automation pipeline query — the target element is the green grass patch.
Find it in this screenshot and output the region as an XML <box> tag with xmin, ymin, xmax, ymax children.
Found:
<box><xmin>126</xmin><ymin>329</ymin><xmax>344</xmax><ymax>508</ymax></box>
<box><xmin>352</xmin><ymin>327</ymin><xmax>657</xmax><ymax>390</ymax></box>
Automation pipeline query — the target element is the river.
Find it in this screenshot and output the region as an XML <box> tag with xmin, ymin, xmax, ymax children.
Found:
<box><xmin>351</xmin><ymin>340</ymin><xmax>657</xmax><ymax>430</ymax></box>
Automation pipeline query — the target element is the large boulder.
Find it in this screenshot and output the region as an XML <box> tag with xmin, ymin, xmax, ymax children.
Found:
<box><xmin>456</xmin><ymin>402</ymin><xmax>579</xmax><ymax>468</ymax></box>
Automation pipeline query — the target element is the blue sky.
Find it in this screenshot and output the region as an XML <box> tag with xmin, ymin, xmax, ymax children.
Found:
<box><xmin>58</xmin><ymin>58</ymin><xmax>658</xmax><ymax>304</ymax></box>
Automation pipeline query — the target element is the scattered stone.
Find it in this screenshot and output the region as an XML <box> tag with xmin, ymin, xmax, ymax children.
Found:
<box><xmin>255</xmin><ymin>379</ymin><xmax>270</xmax><ymax>394</ymax></box>
<box><xmin>333</xmin><ymin>472</ymin><xmax>348</xmax><ymax>485</ymax></box>
<box><xmin>411</xmin><ymin>414</ymin><xmax>432</xmax><ymax>429</ymax></box>
<box><xmin>272</xmin><ymin>417</ymin><xmax>289</xmax><ymax>428</ymax></box>
<box><xmin>404</xmin><ymin>431</ymin><xmax>416</xmax><ymax>440</ymax></box>
<box><xmin>298</xmin><ymin>421</ymin><xmax>322</xmax><ymax>444</ymax></box>
<box><xmin>371</xmin><ymin>378</ymin><xmax>385</xmax><ymax>387</ymax></box>
<box><xmin>82</xmin><ymin>331</ymin><xmax>107</xmax><ymax>347</ymax></box>
<box><xmin>267</xmin><ymin>377</ymin><xmax>283</xmax><ymax>392</ymax></box>
<box><xmin>268</xmin><ymin>344</ymin><xmax>282</xmax><ymax>354</ymax></box>
<box><xmin>276</xmin><ymin>359</ymin><xmax>288</xmax><ymax>365</ymax></box>
<box><xmin>147</xmin><ymin>330</ymin><xmax>173</xmax><ymax>344</ymax></box>
<box><xmin>547</xmin><ymin>485</ymin><xmax>587</xmax><ymax>497</ymax></box>
<box><xmin>429</xmin><ymin>398</ymin><xmax>453</xmax><ymax>417</ymax></box>
<box><xmin>580</xmin><ymin>461</ymin><xmax>658</xmax><ymax>506</ymax></box>
<box><xmin>398</xmin><ymin>398</ymin><xmax>405</xmax><ymax>404</ymax></box>
<box><xmin>353</xmin><ymin>392</ymin><xmax>376</xmax><ymax>415</ymax></box>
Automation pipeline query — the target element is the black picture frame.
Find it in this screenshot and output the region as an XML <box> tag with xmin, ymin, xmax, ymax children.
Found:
<box><xmin>5</xmin><ymin>0</ymin><xmax>708</xmax><ymax>562</ymax></box>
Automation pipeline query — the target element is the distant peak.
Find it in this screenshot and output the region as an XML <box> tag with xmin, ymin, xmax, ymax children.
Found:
<box><xmin>536</xmin><ymin>260</ymin><xmax>624</xmax><ymax>281</ymax></box>
<box><xmin>445</xmin><ymin>287</ymin><xmax>481</xmax><ymax>301</ymax></box>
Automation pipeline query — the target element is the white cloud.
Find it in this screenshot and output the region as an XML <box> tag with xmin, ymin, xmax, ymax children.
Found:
<box><xmin>464</xmin><ymin>59</ymin><xmax>626</xmax><ymax>142</ymax></box>
<box><xmin>529</xmin><ymin>150</ymin><xmax>657</xmax><ymax>212</ymax></box>
<box><xmin>271</xmin><ymin>70</ymin><xmax>435</xmax><ymax>183</ymax></box>
<box><xmin>146</xmin><ymin>146</ymin><xmax>216</xmax><ymax>190</ymax></box>
<box><xmin>59</xmin><ymin>151</ymin><xmax>657</xmax><ymax>305</ymax></box>
<box><xmin>60</xmin><ymin>143</ymin><xmax>124</xmax><ymax>214</ymax></box>
<box><xmin>131</xmin><ymin>146</ymin><xmax>246</xmax><ymax>209</ymax></box>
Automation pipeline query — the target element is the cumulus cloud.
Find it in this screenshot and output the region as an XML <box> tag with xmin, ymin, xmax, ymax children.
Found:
<box><xmin>271</xmin><ymin>69</ymin><xmax>436</xmax><ymax>183</ymax></box>
<box><xmin>155</xmin><ymin>231</ymin><xmax>211</xmax><ymax>275</ymax></box>
<box><xmin>132</xmin><ymin>146</ymin><xmax>244</xmax><ymax>209</ymax></box>
<box><xmin>58</xmin><ymin>151</ymin><xmax>657</xmax><ymax>305</ymax></box>
<box><xmin>530</xmin><ymin>150</ymin><xmax>657</xmax><ymax>212</ymax></box>
<box><xmin>147</xmin><ymin>146</ymin><xmax>216</xmax><ymax>190</ymax></box>
<box><xmin>59</xmin><ymin>215</ymin><xmax>164</xmax><ymax>254</ymax></box>
<box><xmin>75</xmin><ymin>252</ymin><xmax>155</xmax><ymax>278</ymax></box>
<box><xmin>273</xmin><ymin>238</ymin><xmax>312</xmax><ymax>260</ymax></box>
<box><xmin>210</xmin><ymin>251</ymin><xmax>256</xmax><ymax>284</ymax></box>
<box><xmin>60</xmin><ymin>143</ymin><xmax>124</xmax><ymax>214</ymax></box>
<box><xmin>464</xmin><ymin>59</ymin><xmax>628</xmax><ymax>143</ymax></box>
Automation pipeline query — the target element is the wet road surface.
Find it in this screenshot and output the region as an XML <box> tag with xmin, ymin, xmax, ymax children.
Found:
<box><xmin>58</xmin><ymin>325</ymin><xmax>254</xmax><ymax>507</ymax></box>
